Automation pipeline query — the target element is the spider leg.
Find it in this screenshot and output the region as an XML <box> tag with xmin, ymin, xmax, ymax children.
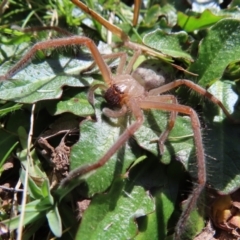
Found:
<box><xmin>103</xmin><ymin>105</ymin><xmax>128</xmax><ymax>118</ymax></box>
<box><xmin>82</xmin><ymin>47</ymin><xmax>140</xmax><ymax>75</ymax></box>
<box><xmin>88</xmin><ymin>84</ymin><xmax>108</xmax><ymax>107</ymax></box>
<box><xmin>133</xmin><ymin>0</ymin><xmax>141</xmax><ymax>27</ymax></box>
<box><xmin>82</xmin><ymin>52</ymin><xmax>128</xmax><ymax>74</ymax></box>
<box><xmin>84</xmin><ymin>48</ymin><xmax>141</xmax><ymax>74</ymax></box>
<box><xmin>125</xmin><ymin>48</ymin><xmax>141</xmax><ymax>74</ymax></box>
<box><xmin>146</xmin><ymin>95</ymin><xmax>178</xmax><ymax>154</ymax></box>
<box><xmin>149</xmin><ymin>79</ymin><xmax>239</xmax><ymax>123</ymax></box>
<box><xmin>139</xmin><ymin>100</ymin><xmax>206</xmax><ymax>238</ymax></box>
<box><xmin>0</xmin><ymin>36</ymin><xmax>112</xmax><ymax>86</ymax></box>
<box><xmin>60</xmin><ymin>99</ymin><xmax>143</xmax><ymax>186</ymax></box>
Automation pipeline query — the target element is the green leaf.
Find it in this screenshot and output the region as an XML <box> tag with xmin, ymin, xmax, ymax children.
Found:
<box><xmin>46</xmin><ymin>88</ymin><xmax>94</xmax><ymax>116</ymax></box>
<box><xmin>27</xmin><ymin>176</ymin><xmax>42</xmax><ymax>200</ymax></box>
<box><xmin>202</xmin><ymin>81</ymin><xmax>240</xmax><ymax>194</ymax></box>
<box><xmin>143</xmin><ymin>29</ymin><xmax>193</xmax><ymax>61</ymax></box>
<box><xmin>0</xmin><ymin>102</ymin><xmax>22</xmax><ymax>118</ymax></box>
<box><xmin>144</xmin><ymin>5</ymin><xmax>162</xmax><ymax>26</ymax></box>
<box><xmin>41</xmin><ymin>179</ymin><xmax>54</xmax><ymax>205</ymax></box>
<box><xmin>59</xmin><ymin>202</ymin><xmax>79</xmax><ymax>239</ymax></box>
<box><xmin>0</xmin><ymin>110</ymin><xmax>29</xmax><ymax>163</ymax></box>
<box><xmin>69</xmin><ymin>100</ymin><xmax>139</xmax><ymax>196</ymax></box>
<box><xmin>0</xmin><ymin>51</ymin><xmax>95</xmax><ymax>103</ymax></box>
<box><xmin>76</xmin><ymin>177</ymin><xmax>154</xmax><ymax>240</ymax></box>
<box><xmin>17</xmin><ymin>126</ymin><xmax>28</xmax><ymax>149</ymax></box>
<box><xmin>135</xmin><ymin>109</ymin><xmax>194</xmax><ymax>166</ymax></box>
<box><xmin>46</xmin><ymin>205</ymin><xmax>62</xmax><ymax>237</ymax></box>
<box><xmin>22</xmin><ymin>217</ymin><xmax>46</xmax><ymax>240</ymax></box>
<box><xmin>0</xmin><ymin>141</ymin><xmax>18</xmax><ymax>171</ymax></box>
<box><xmin>2</xmin><ymin>212</ymin><xmax>45</xmax><ymax>231</ymax></box>
<box><xmin>177</xmin><ymin>10</ymin><xmax>224</xmax><ymax>32</ymax></box>
<box><xmin>189</xmin><ymin>18</ymin><xmax>240</xmax><ymax>86</ymax></box>
<box><xmin>18</xmin><ymin>198</ymin><xmax>51</xmax><ymax>212</ymax></box>
<box><xmin>180</xmin><ymin>190</ymin><xmax>205</xmax><ymax>239</ymax></box>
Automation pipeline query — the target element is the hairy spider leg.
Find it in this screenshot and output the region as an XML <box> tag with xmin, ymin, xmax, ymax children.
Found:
<box><xmin>146</xmin><ymin>95</ymin><xmax>178</xmax><ymax>154</ymax></box>
<box><xmin>139</xmin><ymin>98</ymin><xmax>205</xmax><ymax>239</ymax></box>
<box><xmin>60</xmin><ymin>98</ymin><xmax>144</xmax><ymax>186</ymax></box>
<box><xmin>0</xmin><ymin>36</ymin><xmax>112</xmax><ymax>86</ymax></box>
<box><xmin>133</xmin><ymin>0</ymin><xmax>142</xmax><ymax>27</ymax></box>
<box><xmin>83</xmin><ymin>48</ymin><xmax>141</xmax><ymax>75</ymax></box>
<box><xmin>149</xmin><ymin>79</ymin><xmax>239</xmax><ymax>123</ymax></box>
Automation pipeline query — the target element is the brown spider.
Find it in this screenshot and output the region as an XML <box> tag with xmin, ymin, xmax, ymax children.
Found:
<box><xmin>0</xmin><ymin>31</ymin><xmax>238</xmax><ymax>238</ymax></box>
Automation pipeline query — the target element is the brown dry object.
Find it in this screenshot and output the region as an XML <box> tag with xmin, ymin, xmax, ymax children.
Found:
<box><xmin>211</xmin><ymin>189</ymin><xmax>240</xmax><ymax>238</ymax></box>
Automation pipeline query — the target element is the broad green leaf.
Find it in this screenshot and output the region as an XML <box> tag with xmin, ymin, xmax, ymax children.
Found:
<box><xmin>116</xmin><ymin>154</ymin><xmax>184</xmax><ymax>239</ymax></box>
<box><xmin>205</xmin><ymin>120</ymin><xmax>240</xmax><ymax>194</ymax></box>
<box><xmin>0</xmin><ymin>41</ymin><xmax>30</xmax><ymax>61</ymax></box>
<box><xmin>69</xmin><ymin>100</ymin><xmax>139</xmax><ymax>196</ymax></box>
<box><xmin>143</xmin><ymin>29</ymin><xmax>193</xmax><ymax>61</ymax></box>
<box><xmin>136</xmin><ymin>174</ymin><xmax>178</xmax><ymax>239</ymax></box>
<box><xmin>203</xmin><ymin>81</ymin><xmax>240</xmax><ymax>194</ymax></box>
<box><xmin>189</xmin><ymin>19</ymin><xmax>240</xmax><ymax>86</ymax></box>
<box><xmin>46</xmin><ymin>88</ymin><xmax>94</xmax><ymax>116</ymax></box>
<box><xmin>46</xmin><ymin>205</ymin><xmax>62</xmax><ymax>237</ymax></box>
<box><xmin>0</xmin><ymin>56</ymin><xmax>93</xmax><ymax>103</ymax></box>
<box><xmin>76</xmin><ymin>177</ymin><xmax>154</xmax><ymax>240</ymax></box>
<box><xmin>135</xmin><ymin>109</ymin><xmax>194</xmax><ymax>166</ymax></box>
<box><xmin>177</xmin><ymin>10</ymin><xmax>224</xmax><ymax>32</ymax></box>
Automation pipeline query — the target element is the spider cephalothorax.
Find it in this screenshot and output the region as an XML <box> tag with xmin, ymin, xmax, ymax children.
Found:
<box><xmin>104</xmin><ymin>84</ymin><xmax>123</xmax><ymax>107</ymax></box>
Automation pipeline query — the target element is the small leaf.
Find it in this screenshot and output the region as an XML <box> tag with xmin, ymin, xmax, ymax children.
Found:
<box><xmin>2</xmin><ymin>212</ymin><xmax>45</xmax><ymax>231</ymax></box>
<box><xmin>41</xmin><ymin>179</ymin><xmax>54</xmax><ymax>205</ymax></box>
<box><xmin>0</xmin><ymin>102</ymin><xmax>22</xmax><ymax>118</ymax></box>
<box><xmin>189</xmin><ymin>18</ymin><xmax>240</xmax><ymax>86</ymax></box>
<box><xmin>143</xmin><ymin>29</ymin><xmax>193</xmax><ymax>61</ymax></box>
<box><xmin>18</xmin><ymin>198</ymin><xmax>51</xmax><ymax>212</ymax></box>
<box><xmin>46</xmin><ymin>205</ymin><xmax>62</xmax><ymax>238</ymax></box>
<box><xmin>27</xmin><ymin>176</ymin><xmax>42</xmax><ymax>200</ymax></box>
<box><xmin>46</xmin><ymin>89</ymin><xmax>94</xmax><ymax>116</ymax></box>
<box><xmin>177</xmin><ymin>10</ymin><xmax>224</xmax><ymax>32</ymax></box>
<box><xmin>0</xmin><ymin>141</ymin><xmax>18</xmax><ymax>171</ymax></box>
<box><xmin>17</xmin><ymin>126</ymin><xmax>28</xmax><ymax>149</ymax></box>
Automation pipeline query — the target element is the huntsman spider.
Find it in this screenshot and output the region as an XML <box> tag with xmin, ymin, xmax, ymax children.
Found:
<box><xmin>0</xmin><ymin>32</ymin><xmax>238</xmax><ymax>238</ymax></box>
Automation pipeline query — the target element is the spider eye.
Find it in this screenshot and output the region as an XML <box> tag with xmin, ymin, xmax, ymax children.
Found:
<box><xmin>104</xmin><ymin>84</ymin><xmax>123</xmax><ymax>106</ymax></box>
